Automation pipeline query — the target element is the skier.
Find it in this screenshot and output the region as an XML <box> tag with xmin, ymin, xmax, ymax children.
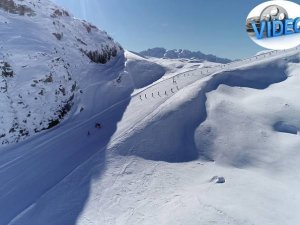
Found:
<box><xmin>95</xmin><ymin>123</ymin><xmax>102</xmax><ymax>129</ymax></box>
<box><xmin>87</xmin><ymin>131</ymin><xmax>91</xmax><ymax>136</ymax></box>
<box><xmin>116</xmin><ymin>76</ymin><xmax>121</xmax><ymax>83</ymax></box>
<box><xmin>173</xmin><ymin>77</ymin><xmax>177</xmax><ymax>84</ymax></box>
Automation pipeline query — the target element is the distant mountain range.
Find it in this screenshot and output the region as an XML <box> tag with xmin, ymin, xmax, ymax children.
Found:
<box><xmin>139</xmin><ymin>47</ymin><xmax>232</xmax><ymax>63</ymax></box>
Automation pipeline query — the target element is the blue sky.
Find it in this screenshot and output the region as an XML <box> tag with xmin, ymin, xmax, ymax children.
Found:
<box><xmin>53</xmin><ymin>0</ymin><xmax>300</xmax><ymax>59</ymax></box>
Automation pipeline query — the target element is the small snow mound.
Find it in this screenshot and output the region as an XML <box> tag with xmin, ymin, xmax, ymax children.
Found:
<box><xmin>210</xmin><ymin>176</ymin><xmax>225</xmax><ymax>184</ymax></box>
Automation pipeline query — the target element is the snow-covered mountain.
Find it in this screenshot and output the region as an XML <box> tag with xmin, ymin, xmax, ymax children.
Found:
<box><xmin>2</xmin><ymin>1</ymin><xmax>300</xmax><ymax>225</ymax></box>
<box><xmin>3</xmin><ymin>45</ymin><xmax>300</xmax><ymax>225</ymax></box>
<box><xmin>0</xmin><ymin>0</ymin><xmax>125</xmax><ymax>144</ymax></box>
<box><xmin>139</xmin><ymin>47</ymin><xmax>232</xmax><ymax>63</ymax></box>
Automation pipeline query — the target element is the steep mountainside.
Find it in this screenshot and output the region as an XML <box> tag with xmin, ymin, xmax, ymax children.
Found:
<box><xmin>0</xmin><ymin>0</ymin><xmax>123</xmax><ymax>144</ymax></box>
<box><xmin>139</xmin><ymin>47</ymin><xmax>232</xmax><ymax>63</ymax></box>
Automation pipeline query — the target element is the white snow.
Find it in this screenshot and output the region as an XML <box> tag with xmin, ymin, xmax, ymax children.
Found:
<box><xmin>1</xmin><ymin>1</ymin><xmax>300</xmax><ymax>225</ymax></box>
<box><xmin>0</xmin><ymin>0</ymin><xmax>123</xmax><ymax>144</ymax></box>
<box><xmin>1</xmin><ymin>46</ymin><xmax>299</xmax><ymax>225</ymax></box>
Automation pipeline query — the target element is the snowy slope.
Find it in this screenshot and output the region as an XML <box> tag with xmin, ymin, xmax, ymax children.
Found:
<box><xmin>1</xmin><ymin>1</ymin><xmax>300</xmax><ymax>225</ymax></box>
<box><xmin>0</xmin><ymin>0</ymin><xmax>124</xmax><ymax>145</ymax></box>
<box><xmin>1</xmin><ymin>45</ymin><xmax>300</xmax><ymax>225</ymax></box>
<box><xmin>0</xmin><ymin>1</ymin><xmax>171</xmax><ymax>223</ymax></box>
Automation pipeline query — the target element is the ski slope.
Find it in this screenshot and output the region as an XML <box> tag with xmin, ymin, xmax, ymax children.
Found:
<box><xmin>1</xmin><ymin>46</ymin><xmax>300</xmax><ymax>225</ymax></box>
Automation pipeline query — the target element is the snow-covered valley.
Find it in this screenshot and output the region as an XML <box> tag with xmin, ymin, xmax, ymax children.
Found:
<box><xmin>1</xmin><ymin>1</ymin><xmax>300</xmax><ymax>225</ymax></box>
